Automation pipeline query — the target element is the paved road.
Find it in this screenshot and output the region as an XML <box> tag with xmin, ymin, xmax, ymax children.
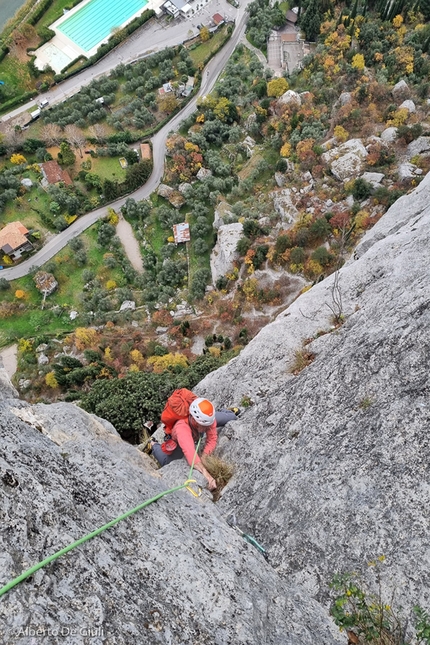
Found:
<box><xmin>1</xmin><ymin>3</ymin><xmax>252</xmax><ymax>281</ymax></box>
<box><xmin>1</xmin><ymin>0</ymin><xmax>240</xmax><ymax>123</ymax></box>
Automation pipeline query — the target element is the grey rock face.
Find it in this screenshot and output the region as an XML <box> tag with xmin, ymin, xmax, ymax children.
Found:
<box><xmin>210</xmin><ymin>222</ymin><xmax>243</xmax><ymax>284</ymax></box>
<box><xmin>0</xmin><ymin>385</ymin><xmax>342</xmax><ymax>645</ymax></box>
<box><xmin>397</xmin><ymin>162</ymin><xmax>420</xmax><ymax>181</ymax></box>
<box><xmin>360</xmin><ymin>171</ymin><xmax>385</xmax><ymax>187</ymax></box>
<box><xmin>270</xmin><ymin>188</ymin><xmax>299</xmax><ymax>224</ymax></box>
<box><xmin>391</xmin><ymin>79</ymin><xmax>410</xmax><ymax>99</ymax></box>
<box><xmin>399</xmin><ymin>99</ymin><xmax>416</xmax><ymax>113</ymax></box>
<box><xmin>406</xmin><ymin>136</ymin><xmax>430</xmax><ymax>159</ymax></box>
<box><xmin>119</xmin><ymin>300</ymin><xmax>135</xmax><ymax>312</ymax></box>
<box><xmin>278</xmin><ymin>89</ymin><xmax>301</xmax><ymax>107</ymax></box>
<box><xmin>321</xmin><ymin>139</ymin><xmax>368</xmax><ymax>181</ymax></box>
<box><xmin>380</xmin><ymin>127</ymin><xmax>398</xmax><ymax>143</ymax></box>
<box><xmin>197</xmin><ymin>172</ymin><xmax>430</xmax><ymax>618</ymax></box>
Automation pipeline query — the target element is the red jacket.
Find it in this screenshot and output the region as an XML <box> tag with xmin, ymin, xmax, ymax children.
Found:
<box><xmin>170</xmin><ymin>417</ymin><xmax>217</xmax><ymax>466</ymax></box>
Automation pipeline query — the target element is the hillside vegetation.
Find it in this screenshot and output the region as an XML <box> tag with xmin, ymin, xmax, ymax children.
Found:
<box><xmin>2</xmin><ymin>0</ymin><xmax>430</xmax><ymax>419</ymax></box>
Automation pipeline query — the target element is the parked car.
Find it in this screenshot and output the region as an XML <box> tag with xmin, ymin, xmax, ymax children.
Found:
<box><xmin>39</xmin><ymin>99</ymin><xmax>49</xmax><ymax>108</ymax></box>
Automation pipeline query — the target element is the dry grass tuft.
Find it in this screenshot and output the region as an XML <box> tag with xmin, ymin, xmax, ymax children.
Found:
<box><xmin>202</xmin><ymin>453</ymin><xmax>235</xmax><ymax>498</ymax></box>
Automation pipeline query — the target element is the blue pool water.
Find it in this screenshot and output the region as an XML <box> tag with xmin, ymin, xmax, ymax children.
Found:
<box><xmin>57</xmin><ymin>0</ymin><xmax>148</xmax><ymax>52</ymax></box>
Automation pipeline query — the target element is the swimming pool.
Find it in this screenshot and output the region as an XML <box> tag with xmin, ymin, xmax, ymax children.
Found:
<box><xmin>57</xmin><ymin>0</ymin><xmax>148</xmax><ymax>53</ymax></box>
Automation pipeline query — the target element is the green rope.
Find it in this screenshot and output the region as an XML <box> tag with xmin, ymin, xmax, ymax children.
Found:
<box><xmin>0</xmin><ymin>438</ymin><xmax>204</xmax><ymax>600</ymax></box>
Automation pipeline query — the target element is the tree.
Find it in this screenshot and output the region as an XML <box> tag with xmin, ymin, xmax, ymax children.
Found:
<box><xmin>189</xmin><ymin>268</ymin><xmax>210</xmax><ymax>300</ymax></box>
<box><xmin>200</xmin><ymin>26</ymin><xmax>210</xmax><ymax>41</ymax></box>
<box><xmin>159</xmin><ymin>95</ymin><xmax>178</xmax><ymax>114</ymax></box>
<box><xmin>267</xmin><ymin>77</ymin><xmax>289</xmax><ymax>97</ymax></box>
<box><xmin>64</xmin><ymin>124</ymin><xmax>86</xmax><ymax>159</ymax></box>
<box><xmin>58</xmin><ymin>141</ymin><xmax>76</xmax><ymax>166</ymax></box>
<box><xmin>126</xmin><ymin>161</ymin><xmax>152</xmax><ymax>190</ymax></box>
<box><xmin>41</xmin><ymin>123</ymin><xmax>63</xmax><ymax>148</ymax></box>
<box><xmin>300</xmin><ymin>0</ymin><xmax>321</xmax><ymax>42</ymax></box>
<box><xmin>88</xmin><ymin>123</ymin><xmax>108</xmax><ymax>143</ymax></box>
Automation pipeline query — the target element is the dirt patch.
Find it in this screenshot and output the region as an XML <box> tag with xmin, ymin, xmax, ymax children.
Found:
<box><xmin>0</xmin><ymin>344</ymin><xmax>18</xmax><ymax>379</ymax></box>
<box><xmin>116</xmin><ymin>215</ymin><xmax>143</xmax><ymax>273</ymax></box>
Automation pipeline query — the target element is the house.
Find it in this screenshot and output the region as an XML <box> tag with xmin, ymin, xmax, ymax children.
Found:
<box><xmin>172</xmin><ymin>222</ymin><xmax>190</xmax><ymax>244</ymax></box>
<box><xmin>140</xmin><ymin>143</ymin><xmax>152</xmax><ymax>160</ymax></box>
<box><xmin>212</xmin><ymin>13</ymin><xmax>225</xmax><ymax>26</ymax></box>
<box><xmin>180</xmin><ymin>76</ymin><xmax>195</xmax><ymax>98</ymax></box>
<box><xmin>0</xmin><ymin>221</ymin><xmax>33</xmax><ymax>260</ymax></box>
<box><xmin>162</xmin><ymin>0</ymin><xmax>192</xmax><ymax>18</ymax></box>
<box><xmin>286</xmin><ymin>9</ymin><xmax>298</xmax><ymax>24</ymax></box>
<box><xmin>40</xmin><ymin>160</ymin><xmax>73</xmax><ymax>187</ymax></box>
<box><xmin>158</xmin><ymin>82</ymin><xmax>173</xmax><ymax>96</ymax></box>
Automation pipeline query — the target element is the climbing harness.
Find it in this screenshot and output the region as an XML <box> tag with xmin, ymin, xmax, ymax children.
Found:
<box><xmin>227</xmin><ymin>514</ymin><xmax>268</xmax><ymax>560</ymax></box>
<box><xmin>0</xmin><ymin>439</ymin><xmax>203</xmax><ymax>599</ymax></box>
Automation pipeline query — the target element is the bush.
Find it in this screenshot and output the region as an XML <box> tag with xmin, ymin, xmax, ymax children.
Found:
<box><xmin>0</xmin><ymin>278</ymin><xmax>10</xmax><ymax>290</ymax></box>
<box><xmin>352</xmin><ymin>178</ymin><xmax>373</xmax><ymax>201</ymax></box>
<box><xmin>311</xmin><ymin>246</ymin><xmax>332</xmax><ymax>266</ymax></box>
<box><xmin>290</xmin><ymin>247</ymin><xmax>305</xmax><ymax>264</ymax></box>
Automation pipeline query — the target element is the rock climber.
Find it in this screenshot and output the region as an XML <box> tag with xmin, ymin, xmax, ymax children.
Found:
<box><xmin>150</xmin><ymin>398</ymin><xmax>237</xmax><ymax>491</ymax></box>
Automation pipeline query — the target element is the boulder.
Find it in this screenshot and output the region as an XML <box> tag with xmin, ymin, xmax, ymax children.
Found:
<box><xmin>360</xmin><ymin>171</ymin><xmax>385</xmax><ymax>187</ymax></box>
<box><xmin>330</xmin><ymin>151</ymin><xmax>367</xmax><ymax>181</ymax></box>
<box><xmin>338</xmin><ymin>91</ymin><xmax>352</xmax><ymax>106</ymax></box>
<box><xmin>397</xmin><ymin>162</ymin><xmax>420</xmax><ymax>181</ymax></box>
<box><xmin>399</xmin><ymin>99</ymin><xmax>416</xmax><ymax>113</ymax></box>
<box><xmin>269</xmin><ymin>188</ymin><xmax>299</xmax><ymax>224</ymax></box>
<box><xmin>210</xmin><ymin>222</ymin><xmax>243</xmax><ymax>284</ymax></box>
<box><xmin>321</xmin><ymin>138</ymin><xmax>368</xmax><ymax>165</ymax></box>
<box><xmin>406</xmin><ymin>136</ymin><xmax>430</xmax><ymax>159</ymax></box>
<box><xmin>37</xmin><ymin>353</ymin><xmax>49</xmax><ymax>366</ymax></box>
<box><xmin>196</xmin><ymin>167</ymin><xmax>212</xmax><ymax>181</ymax></box>
<box><xmin>391</xmin><ymin>79</ymin><xmax>410</xmax><ymax>99</ymax></box>
<box><xmin>278</xmin><ymin>89</ymin><xmax>301</xmax><ymax>107</ymax></box>
<box><xmin>69</xmin><ymin>310</ymin><xmax>78</xmax><ymax>320</ymax></box>
<box><xmin>274</xmin><ymin>172</ymin><xmax>286</xmax><ymax>187</ymax></box>
<box><xmin>157</xmin><ymin>183</ymin><xmax>174</xmax><ymax>199</ymax></box>
<box><xmin>380</xmin><ymin>127</ymin><xmax>398</xmax><ymax>143</ymax></box>
<box><xmin>35</xmin><ymin>343</ymin><xmax>48</xmax><ymax>353</ymax></box>
<box><xmin>178</xmin><ymin>182</ymin><xmax>192</xmax><ymax>195</ymax></box>
<box><xmin>119</xmin><ymin>300</ymin><xmax>135</xmax><ymax>312</ymax></box>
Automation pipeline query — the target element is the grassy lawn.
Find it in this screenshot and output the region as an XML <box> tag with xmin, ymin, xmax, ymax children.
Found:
<box><xmin>35</xmin><ymin>0</ymin><xmax>82</xmax><ymax>30</ymax></box>
<box><xmin>1</xmin><ymin>186</ymin><xmax>53</xmax><ymax>230</ymax></box>
<box><xmin>189</xmin><ymin>25</ymin><xmax>229</xmax><ymax>67</ymax></box>
<box><xmin>0</xmin><ymin>54</ymin><xmax>33</xmax><ymax>97</ymax></box>
<box><xmin>91</xmin><ymin>156</ymin><xmax>127</xmax><ymax>182</ymax></box>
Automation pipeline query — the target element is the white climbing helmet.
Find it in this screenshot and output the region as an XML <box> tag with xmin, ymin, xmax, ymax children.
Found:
<box><xmin>189</xmin><ymin>398</ymin><xmax>216</xmax><ymax>426</ymax></box>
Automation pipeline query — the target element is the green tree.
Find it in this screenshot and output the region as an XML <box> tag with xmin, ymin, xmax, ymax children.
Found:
<box><xmin>58</xmin><ymin>141</ymin><xmax>76</xmax><ymax>166</ymax></box>
<box><xmin>300</xmin><ymin>0</ymin><xmax>322</xmax><ymax>42</ymax></box>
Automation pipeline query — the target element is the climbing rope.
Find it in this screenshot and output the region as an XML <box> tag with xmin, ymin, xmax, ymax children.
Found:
<box><xmin>0</xmin><ymin>439</ymin><xmax>203</xmax><ymax>600</ymax></box>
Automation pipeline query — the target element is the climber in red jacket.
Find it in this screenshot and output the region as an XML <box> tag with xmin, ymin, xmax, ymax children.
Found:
<box><xmin>151</xmin><ymin>398</ymin><xmax>230</xmax><ymax>491</ymax></box>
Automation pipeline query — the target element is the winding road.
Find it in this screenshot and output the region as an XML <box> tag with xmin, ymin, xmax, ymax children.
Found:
<box><xmin>2</xmin><ymin>5</ymin><xmax>252</xmax><ymax>281</ymax></box>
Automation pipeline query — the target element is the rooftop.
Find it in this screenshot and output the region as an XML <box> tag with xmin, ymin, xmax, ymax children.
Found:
<box><xmin>40</xmin><ymin>160</ymin><xmax>73</xmax><ymax>186</ymax></box>
<box><xmin>0</xmin><ymin>221</ymin><xmax>30</xmax><ymax>253</ymax></box>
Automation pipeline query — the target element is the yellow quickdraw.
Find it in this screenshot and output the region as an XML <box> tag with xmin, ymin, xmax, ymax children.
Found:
<box><xmin>184</xmin><ymin>478</ymin><xmax>202</xmax><ymax>498</ymax></box>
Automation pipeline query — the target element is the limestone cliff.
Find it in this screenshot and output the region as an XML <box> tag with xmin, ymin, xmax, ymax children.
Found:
<box><xmin>1</xmin><ymin>172</ymin><xmax>430</xmax><ymax>643</ymax></box>
<box><xmin>0</xmin><ymin>371</ymin><xmax>341</xmax><ymax>644</ymax></box>
<box><xmin>198</xmin><ymin>172</ymin><xmax>430</xmax><ymax>613</ymax></box>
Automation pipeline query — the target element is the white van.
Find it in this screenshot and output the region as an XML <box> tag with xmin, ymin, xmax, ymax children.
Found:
<box><xmin>39</xmin><ymin>99</ymin><xmax>49</xmax><ymax>108</ymax></box>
